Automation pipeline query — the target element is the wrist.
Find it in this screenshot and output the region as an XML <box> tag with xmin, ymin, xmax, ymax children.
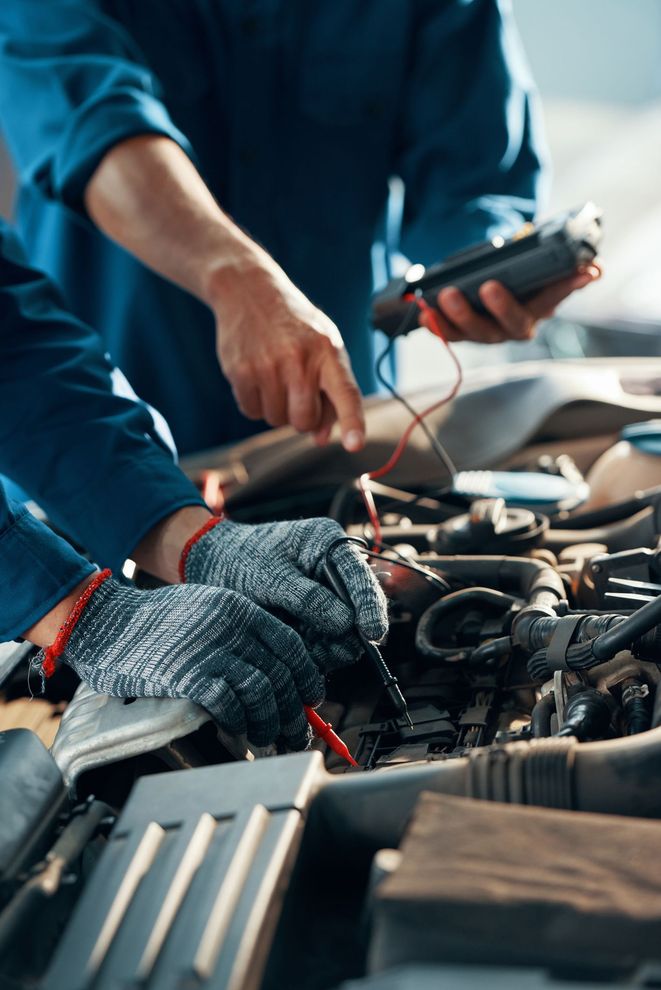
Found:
<box><xmin>203</xmin><ymin>241</ymin><xmax>282</xmax><ymax>317</ymax></box>
<box><xmin>22</xmin><ymin>573</ymin><xmax>99</xmax><ymax>648</ymax></box>
<box><xmin>132</xmin><ymin>506</ymin><xmax>215</xmax><ymax>584</ymax></box>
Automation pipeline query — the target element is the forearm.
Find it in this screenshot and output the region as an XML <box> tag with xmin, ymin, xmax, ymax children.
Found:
<box><xmin>85</xmin><ymin>135</ymin><xmax>365</xmax><ymax>450</ymax></box>
<box><xmin>131</xmin><ymin>505</ymin><xmax>214</xmax><ymax>584</ymax></box>
<box><xmin>22</xmin><ymin>574</ymin><xmax>97</xmax><ymax>648</ymax></box>
<box><xmin>85</xmin><ymin>134</ymin><xmax>277</xmax><ymax>311</ymax></box>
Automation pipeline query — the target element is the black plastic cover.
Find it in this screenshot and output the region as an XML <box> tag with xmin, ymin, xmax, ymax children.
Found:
<box><xmin>0</xmin><ymin>729</ymin><xmax>66</xmax><ymax>883</ymax></box>
<box><xmin>43</xmin><ymin>752</ymin><xmax>322</xmax><ymax>990</ymax></box>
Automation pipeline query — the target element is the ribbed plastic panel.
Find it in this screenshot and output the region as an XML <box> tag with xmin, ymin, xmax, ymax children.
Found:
<box><xmin>43</xmin><ymin>752</ymin><xmax>322</xmax><ymax>990</ymax></box>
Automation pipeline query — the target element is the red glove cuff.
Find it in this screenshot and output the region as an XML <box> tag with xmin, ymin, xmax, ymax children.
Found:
<box><xmin>42</xmin><ymin>568</ymin><xmax>112</xmax><ymax>679</ymax></box>
<box><xmin>178</xmin><ymin>516</ymin><xmax>224</xmax><ymax>584</ymax></box>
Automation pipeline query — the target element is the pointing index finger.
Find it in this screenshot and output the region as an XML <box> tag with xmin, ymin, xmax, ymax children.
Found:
<box><xmin>319</xmin><ymin>345</ymin><xmax>365</xmax><ymax>452</ymax></box>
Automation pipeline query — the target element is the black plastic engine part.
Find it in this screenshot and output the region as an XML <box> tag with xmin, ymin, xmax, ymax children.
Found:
<box><xmin>359</xmin><ymin>705</ymin><xmax>456</xmax><ymax>768</ymax></box>
<box><xmin>43</xmin><ymin>755</ymin><xmax>320</xmax><ymax>990</ymax></box>
<box><xmin>556</xmin><ymin>689</ymin><xmax>615</xmax><ymax>741</ymax></box>
<box><xmin>0</xmin><ymin>798</ymin><xmax>112</xmax><ymax>987</ymax></box>
<box><xmin>358</xmin><ymin>500</ymin><xmax>549</xmax><ymax>557</ymax></box>
<box><xmin>368</xmin><ymin>554</ymin><xmax>448</xmax><ymax>625</ymax></box>
<box><xmin>416</xmin><ymin>588</ymin><xmax>517</xmax><ymax>665</ymax></box>
<box><xmin>513</xmin><ymin>611</ymin><xmax>622</xmax><ymax>657</ymax></box>
<box><xmin>594</xmin><ymin>592</ymin><xmax>661</xmax><ymax>661</ymax></box>
<box><xmin>419</xmin><ymin>555</ymin><xmax>565</xmax><ymax>611</ymax></box>
<box><xmin>551</xmin><ymin>485</ymin><xmax>661</xmax><ymax>531</ymax></box>
<box><xmin>513</xmin><ymin>596</ymin><xmax>661</xmax><ymax>680</ymax></box>
<box><xmin>530</xmin><ymin>693</ymin><xmax>556</xmax><ymax>738</ymax></box>
<box><xmin>546</xmin><ymin>503</ymin><xmax>661</xmax><ymax>556</ymax></box>
<box><xmin>330</xmin><ymin>478</ymin><xmax>464</xmax><ymax>528</ymax></box>
<box><xmin>0</xmin><ymin>730</ymin><xmax>67</xmax><ymax>892</ymax></box>
<box><xmin>578</xmin><ymin>546</ymin><xmax>661</xmax><ymax>609</ymax></box>
<box><xmin>430</xmin><ymin>498</ymin><xmax>548</xmax><ymax>555</ymax></box>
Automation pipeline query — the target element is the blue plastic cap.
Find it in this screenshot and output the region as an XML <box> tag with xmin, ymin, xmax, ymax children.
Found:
<box><xmin>620</xmin><ymin>421</ymin><xmax>661</xmax><ymax>458</ymax></box>
<box><xmin>453</xmin><ymin>470</ymin><xmax>589</xmax><ymax>514</ymax></box>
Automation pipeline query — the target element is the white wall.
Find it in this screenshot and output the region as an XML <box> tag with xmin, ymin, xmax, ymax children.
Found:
<box><xmin>512</xmin><ymin>0</ymin><xmax>661</xmax><ymax>105</ymax></box>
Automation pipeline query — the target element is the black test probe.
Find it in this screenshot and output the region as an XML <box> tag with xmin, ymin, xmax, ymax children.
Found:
<box><xmin>323</xmin><ymin>538</ymin><xmax>414</xmax><ymax>730</ymax></box>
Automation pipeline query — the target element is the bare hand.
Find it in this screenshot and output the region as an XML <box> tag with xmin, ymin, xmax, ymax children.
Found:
<box><xmin>421</xmin><ymin>264</ymin><xmax>602</xmax><ymax>344</ymax></box>
<box><xmin>210</xmin><ymin>256</ymin><xmax>364</xmax><ymax>451</ymax></box>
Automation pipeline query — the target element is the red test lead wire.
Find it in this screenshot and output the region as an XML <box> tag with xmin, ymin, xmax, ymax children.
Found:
<box><xmin>305</xmin><ymin>705</ymin><xmax>359</xmax><ymax>767</ymax></box>
<box><xmin>358</xmin><ymin>293</ymin><xmax>463</xmax><ymax>545</ymax></box>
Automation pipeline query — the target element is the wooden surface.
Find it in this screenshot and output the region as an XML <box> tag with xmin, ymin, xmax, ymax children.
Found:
<box><xmin>0</xmin><ymin>698</ymin><xmax>63</xmax><ymax>748</ymax></box>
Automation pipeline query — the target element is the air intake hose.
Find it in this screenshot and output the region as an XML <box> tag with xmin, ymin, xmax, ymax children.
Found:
<box><xmin>317</xmin><ymin>727</ymin><xmax>661</xmax><ymax>855</ymax></box>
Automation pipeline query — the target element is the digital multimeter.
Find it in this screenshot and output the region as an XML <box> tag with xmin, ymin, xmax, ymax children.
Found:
<box><xmin>371</xmin><ymin>202</ymin><xmax>603</xmax><ymax>338</ymax></box>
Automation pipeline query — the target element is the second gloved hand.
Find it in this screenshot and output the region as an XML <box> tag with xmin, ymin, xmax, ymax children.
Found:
<box><xmin>56</xmin><ymin>577</ymin><xmax>323</xmax><ymax>749</ymax></box>
<box><xmin>183</xmin><ymin>517</ymin><xmax>388</xmax><ymax>671</ymax></box>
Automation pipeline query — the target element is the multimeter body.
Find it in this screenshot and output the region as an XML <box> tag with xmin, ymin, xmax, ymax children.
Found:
<box><xmin>371</xmin><ymin>202</ymin><xmax>602</xmax><ymax>338</ymax></box>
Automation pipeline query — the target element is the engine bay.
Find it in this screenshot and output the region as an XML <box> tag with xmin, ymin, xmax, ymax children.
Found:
<box><xmin>6</xmin><ymin>358</ymin><xmax>661</xmax><ymax>988</ymax></box>
<box><xmin>322</xmin><ymin>471</ymin><xmax>661</xmax><ymax>771</ymax></box>
<box><xmin>15</xmin><ymin>440</ymin><xmax>661</xmax><ymax>794</ymax></box>
<box><xmin>7</xmin><ymin>359</ymin><xmax>661</xmax><ymax>791</ymax></box>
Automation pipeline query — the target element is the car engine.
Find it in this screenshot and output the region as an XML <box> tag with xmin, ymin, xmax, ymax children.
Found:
<box><xmin>5</xmin><ymin>359</ymin><xmax>661</xmax><ymax>989</ymax></box>
<box><xmin>321</xmin><ymin>475</ymin><xmax>661</xmax><ymax>772</ymax></box>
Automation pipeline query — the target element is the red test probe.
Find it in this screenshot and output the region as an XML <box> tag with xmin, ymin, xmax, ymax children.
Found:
<box><xmin>305</xmin><ymin>706</ymin><xmax>358</xmax><ymax>767</ymax></box>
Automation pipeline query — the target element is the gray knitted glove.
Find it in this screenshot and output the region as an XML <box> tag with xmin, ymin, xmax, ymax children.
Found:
<box><xmin>55</xmin><ymin>577</ymin><xmax>323</xmax><ymax>749</ymax></box>
<box><xmin>183</xmin><ymin>518</ymin><xmax>388</xmax><ymax>672</ymax></box>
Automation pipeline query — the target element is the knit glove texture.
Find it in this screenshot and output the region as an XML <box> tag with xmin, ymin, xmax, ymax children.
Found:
<box><xmin>184</xmin><ymin>518</ymin><xmax>388</xmax><ymax>672</ymax></box>
<box><xmin>59</xmin><ymin>578</ymin><xmax>323</xmax><ymax>749</ymax></box>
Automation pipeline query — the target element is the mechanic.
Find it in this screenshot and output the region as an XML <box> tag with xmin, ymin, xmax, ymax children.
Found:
<box><xmin>0</xmin><ymin>220</ymin><xmax>388</xmax><ymax>750</ymax></box>
<box><xmin>0</xmin><ymin>0</ymin><xmax>595</xmax><ymax>458</ymax></box>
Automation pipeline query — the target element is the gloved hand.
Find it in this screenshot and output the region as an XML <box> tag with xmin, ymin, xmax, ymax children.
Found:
<box><xmin>183</xmin><ymin>518</ymin><xmax>389</xmax><ymax>672</ymax></box>
<box><xmin>53</xmin><ymin>576</ymin><xmax>323</xmax><ymax>749</ymax></box>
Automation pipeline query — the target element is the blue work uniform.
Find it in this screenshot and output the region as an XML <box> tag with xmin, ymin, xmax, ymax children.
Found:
<box><xmin>0</xmin><ymin>221</ymin><xmax>204</xmax><ymax>641</ymax></box>
<box><xmin>0</xmin><ymin>0</ymin><xmax>548</xmax><ymax>456</ymax></box>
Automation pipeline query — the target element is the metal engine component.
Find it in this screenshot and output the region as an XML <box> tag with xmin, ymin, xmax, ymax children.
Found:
<box><xmin>50</xmin><ymin>683</ymin><xmax>250</xmax><ymax>791</ymax></box>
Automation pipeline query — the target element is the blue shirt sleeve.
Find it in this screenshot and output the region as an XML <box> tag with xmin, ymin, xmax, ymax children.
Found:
<box><xmin>396</xmin><ymin>0</ymin><xmax>550</xmax><ymax>266</ymax></box>
<box><xmin>0</xmin><ymin>0</ymin><xmax>194</xmax><ymax>214</ymax></box>
<box><xmin>0</xmin><ymin>483</ymin><xmax>95</xmax><ymax>642</ymax></box>
<box><xmin>0</xmin><ymin>221</ymin><xmax>206</xmax><ymax>575</ymax></box>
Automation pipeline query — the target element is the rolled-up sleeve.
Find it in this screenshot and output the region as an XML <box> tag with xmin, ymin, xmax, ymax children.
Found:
<box><xmin>0</xmin><ymin>221</ymin><xmax>205</xmax><ymax>574</ymax></box>
<box><xmin>0</xmin><ymin>0</ymin><xmax>194</xmax><ymax>213</ymax></box>
<box><xmin>396</xmin><ymin>0</ymin><xmax>550</xmax><ymax>266</ymax></box>
<box><xmin>0</xmin><ymin>483</ymin><xmax>95</xmax><ymax>641</ymax></box>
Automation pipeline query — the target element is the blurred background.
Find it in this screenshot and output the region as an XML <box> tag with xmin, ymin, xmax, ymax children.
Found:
<box><xmin>401</xmin><ymin>0</ymin><xmax>661</xmax><ymax>386</ymax></box>
<box><xmin>2</xmin><ymin>0</ymin><xmax>660</xmax><ymax>388</ymax></box>
<box><xmin>514</xmin><ymin>0</ymin><xmax>661</xmax><ymax>327</ymax></box>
